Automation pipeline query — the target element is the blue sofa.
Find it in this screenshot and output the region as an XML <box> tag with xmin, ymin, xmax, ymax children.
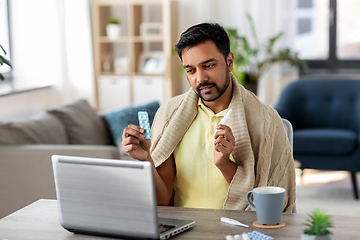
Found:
<box><xmin>275</xmin><ymin>78</ymin><xmax>360</xmax><ymax>199</ymax></box>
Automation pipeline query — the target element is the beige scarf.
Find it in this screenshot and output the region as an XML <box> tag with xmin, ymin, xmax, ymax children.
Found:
<box><xmin>150</xmin><ymin>74</ymin><xmax>296</xmax><ymax>212</ymax></box>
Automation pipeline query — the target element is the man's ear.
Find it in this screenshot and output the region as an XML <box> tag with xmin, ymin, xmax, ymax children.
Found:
<box><xmin>227</xmin><ymin>52</ymin><xmax>234</xmax><ymax>72</ymax></box>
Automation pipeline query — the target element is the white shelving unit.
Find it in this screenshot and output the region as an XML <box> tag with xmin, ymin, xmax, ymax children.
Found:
<box><xmin>92</xmin><ymin>0</ymin><xmax>179</xmax><ymax>110</ymax></box>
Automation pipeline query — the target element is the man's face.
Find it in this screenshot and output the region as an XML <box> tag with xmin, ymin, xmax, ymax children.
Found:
<box><xmin>181</xmin><ymin>40</ymin><xmax>234</xmax><ymax>102</ymax></box>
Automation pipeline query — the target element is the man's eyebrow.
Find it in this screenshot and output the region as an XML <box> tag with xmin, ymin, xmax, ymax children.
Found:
<box><xmin>183</xmin><ymin>58</ymin><xmax>218</xmax><ymax>69</ymax></box>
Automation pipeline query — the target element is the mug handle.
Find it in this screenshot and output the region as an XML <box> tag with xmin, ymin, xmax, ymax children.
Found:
<box><xmin>246</xmin><ymin>191</ymin><xmax>256</xmax><ymax>210</ymax></box>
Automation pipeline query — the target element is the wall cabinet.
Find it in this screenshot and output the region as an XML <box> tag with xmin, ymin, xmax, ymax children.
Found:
<box><xmin>92</xmin><ymin>0</ymin><xmax>179</xmax><ymax>110</ymax></box>
<box><xmin>133</xmin><ymin>76</ymin><xmax>165</xmax><ymax>105</ymax></box>
<box><xmin>98</xmin><ymin>76</ymin><xmax>131</xmax><ymax>110</ymax></box>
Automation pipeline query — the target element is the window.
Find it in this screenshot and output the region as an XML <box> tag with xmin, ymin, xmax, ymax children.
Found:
<box><xmin>337</xmin><ymin>0</ymin><xmax>360</xmax><ymax>60</ymax></box>
<box><xmin>292</xmin><ymin>0</ymin><xmax>360</xmax><ymax>72</ymax></box>
<box><xmin>0</xmin><ymin>0</ymin><xmax>12</xmax><ymax>80</ymax></box>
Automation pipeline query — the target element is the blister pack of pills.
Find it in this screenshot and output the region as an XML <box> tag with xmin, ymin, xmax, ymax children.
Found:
<box><xmin>246</xmin><ymin>231</ymin><xmax>273</xmax><ymax>240</ymax></box>
<box><xmin>138</xmin><ymin>111</ymin><xmax>151</xmax><ymax>139</ymax></box>
<box><xmin>225</xmin><ymin>231</ymin><xmax>273</xmax><ymax>240</ymax></box>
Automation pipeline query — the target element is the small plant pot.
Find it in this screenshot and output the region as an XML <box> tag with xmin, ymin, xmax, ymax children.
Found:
<box><xmin>106</xmin><ymin>24</ymin><xmax>121</xmax><ymax>40</ymax></box>
<box><xmin>301</xmin><ymin>233</ymin><xmax>331</xmax><ymax>240</ymax></box>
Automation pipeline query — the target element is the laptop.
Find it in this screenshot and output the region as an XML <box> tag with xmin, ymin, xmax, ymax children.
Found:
<box><xmin>51</xmin><ymin>155</ymin><xmax>195</xmax><ymax>239</ymax></box>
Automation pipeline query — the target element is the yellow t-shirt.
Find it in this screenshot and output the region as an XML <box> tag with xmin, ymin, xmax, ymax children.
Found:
<box><xmin>173</xmin><ymin>99</ymin><xmax>232</xmax><ymax>209</ymax></box>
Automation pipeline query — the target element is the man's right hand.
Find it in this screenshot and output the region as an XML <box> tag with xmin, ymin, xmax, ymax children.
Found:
<box><xmin>123</xmin><ymin>124</ymin><xmax>176</xmax><ymax>206</ymax></box>
<box><xmin>122</xmin><ymin>124</ymin><xmax>151</xmax><ymax>161</ymax></box>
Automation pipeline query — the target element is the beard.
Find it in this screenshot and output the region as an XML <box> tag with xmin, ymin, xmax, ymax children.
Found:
<box><xmin>194</xmin><ymin>70</ymin><xmax>231</xmax><ymax>102</ymax></box>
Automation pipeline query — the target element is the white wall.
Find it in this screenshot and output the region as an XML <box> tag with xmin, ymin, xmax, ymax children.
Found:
<box><xmin>0</xmin><ymin>88</ymin><xmax>56</xmax><ymax>121</ymax></box>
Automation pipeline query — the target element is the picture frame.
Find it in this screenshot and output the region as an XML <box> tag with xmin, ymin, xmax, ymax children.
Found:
<box><xmin>138</xmin><ymin>51</ymin><xmax>165</xmax><ymax>74</ymax></box>
<box><xmin>140</xmin><ymin>22</ymin><xmax>163</xmax><ymax>37</ymax></box>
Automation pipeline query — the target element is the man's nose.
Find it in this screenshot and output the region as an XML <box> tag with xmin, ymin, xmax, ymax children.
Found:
<box><xmin>196</xmin><ymin>69</ymin><xmax>208</xmax><ymax>84</ymax></box>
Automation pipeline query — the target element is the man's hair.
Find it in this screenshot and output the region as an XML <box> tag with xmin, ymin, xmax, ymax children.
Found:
<box><xmin>175</xmin><ymin>23</ymin><xmax>230</xmax><ymax>61</ymax></box>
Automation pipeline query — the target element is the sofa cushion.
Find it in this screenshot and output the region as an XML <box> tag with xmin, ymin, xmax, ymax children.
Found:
<box><xmin>49</xmin><ymin>99</ymin><xmax>111</xmax><ymax>145</ymax></box>
<box><xmin>0</xmin><ymin>111</ymin><xmax>68</xmax><ymax>144</ymax></box>
<box><xmin>293</xmin><ymin>128</ymin><xmax>358</xmax><ymax>155</ymax></box>
<box><xmin>104</xmin><ymin>101</ymin><xmax>160</xmax><ymax>148</ymax></box>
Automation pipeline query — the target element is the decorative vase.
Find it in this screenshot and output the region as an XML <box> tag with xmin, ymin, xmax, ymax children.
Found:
<box><xmin>106</xmin><ymin>24</ymin><xmax>121</xmax><ymax>40</ymax></box>
<box><xmin>301</xmin><ymin>233</ymin><xmax>332</xmax><ymax>240</ymax></box>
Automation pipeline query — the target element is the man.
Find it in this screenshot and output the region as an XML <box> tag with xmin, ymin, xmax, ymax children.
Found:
<box><xmin>122</xmin><ymin>23</ymin><xmax>296</xmax><ymax>212</ymax></box>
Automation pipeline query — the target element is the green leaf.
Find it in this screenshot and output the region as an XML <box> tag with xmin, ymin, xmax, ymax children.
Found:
<box><xmin>0</xmin><ymin>44</ymin><xmax>6</xmax><ymax>55</ymax></box>
<box><xmin>266</xmin><ymin>32</ymin><xmax>283</xmax><ymax>54</ymax></box>
<box><xmin>108</xmin><ymin>17</ymin><xmax>120</xmax><ymax>25</ymax></box>
<box><xmin>303</xmin><ymin>208</ymin><xmax>333</xmax><ymax>236</ymax></box>
<box><xmin>226</xmin><ymin>13</ymin><xmax>308</xmax><ymax>83</ymax></box>
<box><xmin>246</xmin><ymin>12</ymin><xmax>259</xmax><ymax>49</ymax></box>
<box><xmin>0</xmin><ymin>55</ymin><xmax>12</xmax><ymax>68</ymax></box>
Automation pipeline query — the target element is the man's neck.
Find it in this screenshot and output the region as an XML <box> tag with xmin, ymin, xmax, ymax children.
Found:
<box><xmin>202</xmin><ymin>80</ymin><xmax>233</xmax><ymax>114</ymax></box>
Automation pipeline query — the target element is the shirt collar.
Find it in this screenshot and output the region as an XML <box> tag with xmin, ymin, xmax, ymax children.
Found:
<box><xmin>197</xmin><ymin>98</ymin><xmax>228</xmax><ymax>117</ymax></box>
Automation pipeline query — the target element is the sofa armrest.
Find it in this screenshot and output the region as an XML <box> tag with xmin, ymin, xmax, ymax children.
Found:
<box><xmin>0</xmin><ymin>144</ymin><xmax>121</xmax><ymax>219</ymax></box>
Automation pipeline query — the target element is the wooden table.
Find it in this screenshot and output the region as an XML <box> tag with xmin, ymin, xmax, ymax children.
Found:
<box><xmin>0</xmin><ymin>199</ymin><xmax>359</xmax><ymax>240</ymax></box>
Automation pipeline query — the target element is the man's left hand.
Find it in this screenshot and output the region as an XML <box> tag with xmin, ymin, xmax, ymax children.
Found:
<box><xmin>213</xmin><ymin>124</ymin><xmax>235</xmax><ymax>167</ymax></box>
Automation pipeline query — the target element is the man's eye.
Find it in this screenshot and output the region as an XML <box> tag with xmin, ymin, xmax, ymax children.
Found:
<box><xmin>186</xmin><ymin>69</ymin><xmax>194</xmax><ymax>74</ymax></box>
<box><xmin>205</xmin><ymin>63</ymin><xmax>215</xmax><ymax>69</ymax></box>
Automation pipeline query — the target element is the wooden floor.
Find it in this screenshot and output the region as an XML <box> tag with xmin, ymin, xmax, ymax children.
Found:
<box><xmin>295</xmin><ymin>169</ymin><xmax>360</xmax><ymax>216</ymax></box>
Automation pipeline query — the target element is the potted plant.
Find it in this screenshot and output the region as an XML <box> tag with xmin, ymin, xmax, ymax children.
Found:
<box><xmin>226</xmin><ymin>13</ymin><xmax>308</xmax><ymax>94</ymax></box>
<box><xmin>301</xmin><ymin>208</ymin><xmax>333</xmax><ymax>240</ymax></box>
<box><xmin>106</xmin><ymin>17</ymin><xmax>121</xmax><ymax>40</ymax></box>
<box><xmin>0</xmin><ymin>44</ymin><xmax>12</xmax><ymax>80</ymax></box>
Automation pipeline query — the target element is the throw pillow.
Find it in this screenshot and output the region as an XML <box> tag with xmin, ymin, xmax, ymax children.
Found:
<box><xmin>48</xmin><ymin>99</ymin><xmax>111</xmax><ymax>145</ymax></box>
<box><xmin>104</xmin><ymin>101</ymin><xmax>160</xmax><ymax>148</ymax></box>
<box><xmin>0</xmin><ymin>111</ymin><xmax>68</xmax><ymax>144</ymax></box>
